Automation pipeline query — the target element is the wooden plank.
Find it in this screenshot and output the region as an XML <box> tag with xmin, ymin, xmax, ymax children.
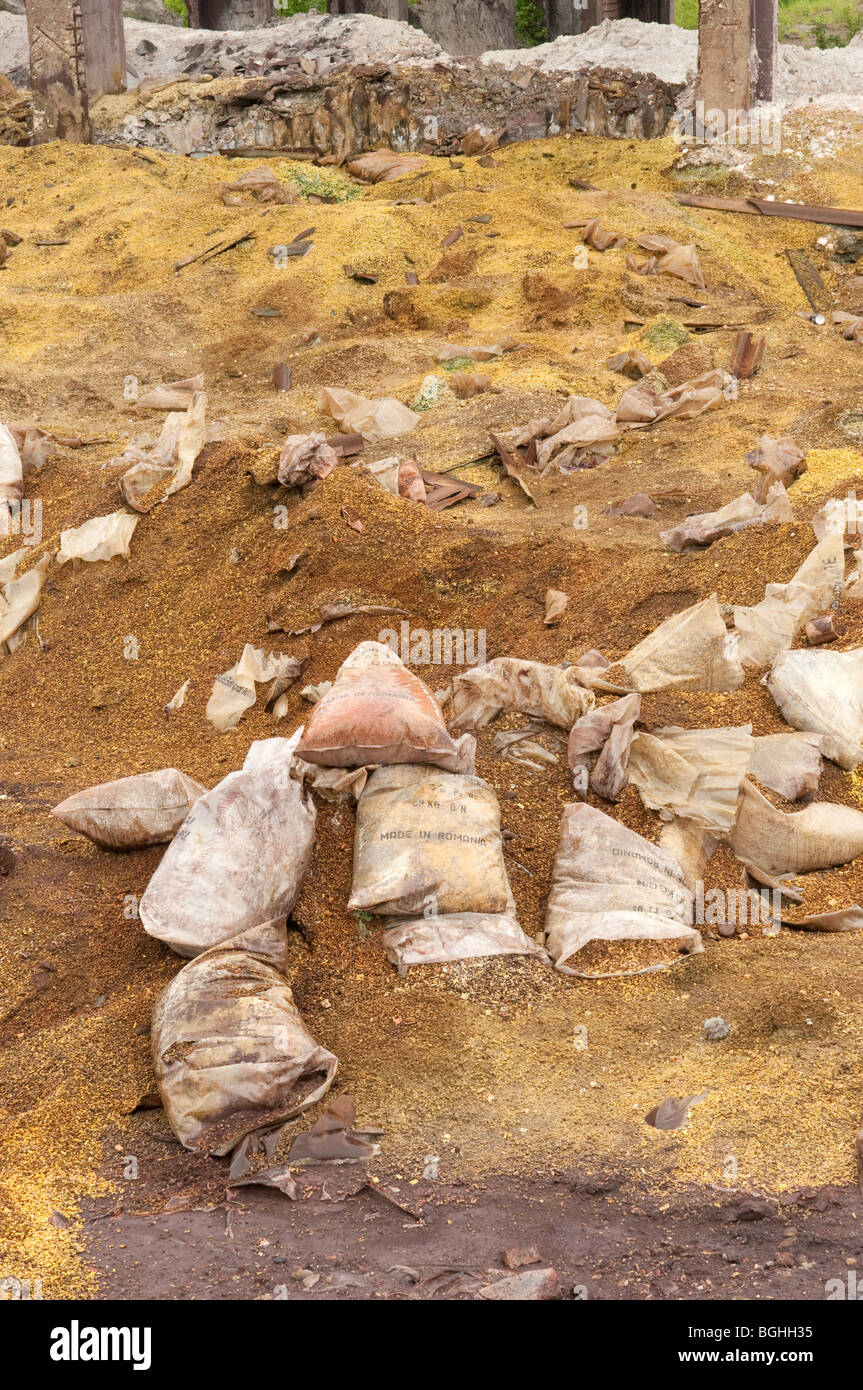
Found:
<box><xmin>676</xmin><ymin>193</ymin><xmax>863</xmax><ymax>228</ymax></box>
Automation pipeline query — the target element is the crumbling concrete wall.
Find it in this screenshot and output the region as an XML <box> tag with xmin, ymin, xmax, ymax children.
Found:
<box><xmin>411</xmin><ymin>0</ymin><xmax>516</xmax><ymax>56</ymax></box>
<box><xmin>97</xmin><ymin>57</ymin><xmax>682</xmax><ymax>156</ymax></box>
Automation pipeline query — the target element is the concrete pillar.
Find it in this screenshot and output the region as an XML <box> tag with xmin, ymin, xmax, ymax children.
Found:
<box><xmin>696</xmin><ymin>0</ymin><xmax>753</xmax><ymax>112</ymax></box>
<box><xmin>26</xmin><ymin>0</ymin><xmax>91</xmax><ymax>143</ymax></box>
<box><xmin>79</xmin><ymin>0</ymin><xmax>126</xmax><ymax>99</ymax></box>
<box><xmin>752</xmin><ymin>0</ymin><xmax>777</xmax><ymax>101</ymax></box>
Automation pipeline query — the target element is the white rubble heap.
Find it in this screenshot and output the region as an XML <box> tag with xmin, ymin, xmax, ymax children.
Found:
<box><xmin>2</xmin><ymin>13</ymin><xmax>863</xmax><ymax>114</ymax></box>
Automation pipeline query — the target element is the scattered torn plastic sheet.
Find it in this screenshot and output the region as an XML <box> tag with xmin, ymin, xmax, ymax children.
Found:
<box><xmin>56</xmin><ymin>510</ymin><xmax>139</xmax><ymax>565</ymax></box>
<box><xmin>660</xmin><ymin>483</ymin><xmax>792</xmax><ymax>552</ymax></box>
<box><xmin>383</xmin><ymin>911</ymin><xmax>548</xmax><ymax>973</ymax></box>
<box><xmin>52</xmin><ymin>769</ymin><xmax>206</xmax><ymax>850</ymax></box>
<box><xmin>0</xmin><ymin>421</ymin><xmax>23</xmax><ymax>509</ymax></box>
<box><xmin>297</xmin><ymin>640</ymin><xmax>463</xmax><ymax>771</ymax></box>
<box><xmin>151</xmin><ymin>919</ymin><xmax>337</xmax><ymax>1155</ymax></box>
<box><xmin>206</xmin><ymin>645</ymin><xmax>305</xmax><ymax>733</ymax></box>
<box><xmin>732</xmin><ymin>532</ymin><xmax>844</xmax><ymax>667</ymax></box>
<box><xmin>812</xmin><ymin>495</ymin><xmax>863</xmax><ymax>541</ymax></box>
<box><xmin>745</xmin><ymin>434</ymin><xmax>806</xmax><ymax>503</ymax></box>
<box><xmin>606</xmin><ymin>349</ymin><xmax>651</xmax><ymax>379</ymax></box>
<box><xmin>450</xmin><ymin>657</ymin><xmax>595</xmax><ymax>730</ymax></box>
<box><xmin>317</xmin><ymin>387</ymin><xmax>420</xmax><ymax>445</ymax></box>
<box><xmin>348</xmin><ymin>765</ymin><xmax>511</xmax><ymax>918</ymax></box>
<box><xmin>748</xmin><ymin>732</ymin><xmax>824</xmax><ymax>800</ymax></box>
<box><xmin>283</xmin><ymin>1093</ymin><xmax>382</xmax><ymax>1165</ymax></box>
<box><xmin>628</xmin><ymin>724</ymin><xmax>754</xmax><ymax>831</ymax></box>
<box><xmin>277</xmin><ymin>432</ymin><xmax>340</xmax><ymax>487</ymax></box>
<box><xmin>567</xmin><ymin>693</ymin><xmax>641</xmax><ymax>801</ymax></box>
<box><xmin>730</xmin><ymin>779</ymin><xmax>863</xmax><ymax>875</ymax></box>
<box><xmin>645</xmin><ymin>1092</ymin><xmax>707</xmax><ymax>1130</ymax></box>
<box><xmin>616</xmin><ymin>369</ymin><xmax>733</xmax><ymax>426</ymax></box>
<box><xmin>135</xmin><ymin>374</ymin><xmax>204</xmax><ymax>410</ymax></box>
<box><xmin>544</xmin><ymin>589</ymin><xmax>568</xmax><ymax>625</ymax></box>
<box><xmin>544</xmin><ymin>803</ymin><xmax>700</xmax><ymax>978</ymax></box>
<box><xmin>140</xmin><ymin>732</ymin><xmax>315</xmax><ymax>957</ymax></box>
<box><xmin>783</xmin><ymin>904</ymin><xmax>863</xmax><ymax>932</ymax></box>
<box><xmin>346</xmin><ymin>150</ymin><xmax>427</xmax><ymax>183</ymax></box>
<box><xmin>767</xmin><ymin>646</ymin><xmax>863</xmax><ymax>769</ymax></box>
<box><xmin>292</xmin><ymin>760</ymin><xmax>375</xmax><ymax>803</ymax></box>
<box><xmin>0</xmin><ymin>547</ymin><xmax>26</xmax><ymax>585</ymax></box>
<box><xmin>119</xmin><ymin>391</ymin><xmax>207</xmax><ymax>512</ymax></box>
<box><xmin>0</xmin><ymin>555</ymin><xmax>49</xmax><ymax>650</ymax></box>
<box><xmin>610</xmin><ymin>595</ymin><xmax>744</xmax><ymax>693</ymax></box>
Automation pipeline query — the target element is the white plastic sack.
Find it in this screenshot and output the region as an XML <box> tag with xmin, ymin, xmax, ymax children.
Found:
<box><xmin>450</xmin><ymin>657</ymin><xmax>595</xmax><ymax>730</ymax></box>
<box><xmin>151</xmin><ymin>919</ymin><xmax>337</xmax><ymax>1154</ymax></box>
<box><xmin>612</xmin><ymin>595</ymin><xmax>744</xmax><ymax>693</ymax></box>
<box><xmin>628</xmin><ymin>724</ymin><xmax>754</xmax><ymax>831</ymax></box>
<box><xmin>730</xmin><ymin>779</ymin><xmax>863</xmax><ymax>875</ymax></box>
<box><xmin>52</xmin><ymin>769</ymin><xmax>206</xmax><ymax>849</ymax></box>
<box><xmin>56</xmin><ymin>511</ymin><xmax>139</xmax><ymax>565</ymax></box>
<box><xmin>140</xmin><ymin>733</ymin><xmax>316</xmax><ymax>957</ymax></box>
<box><xmin>732</xmin><ymin>533</ymin><xmax>844</xmax><ymax>667</ymax></box>
<box><xmin>767</xmin><ymin>647</ymin><xmax>863</xmax><ymax>770</ymax></box>
<box><xmin>317</xmin><ymin>387</ymin><xmax>420</xmax><ymax>445</ymax></box>
<box><xmin>348</xmin><ymin>765</ymin><xmax>511</xmax><ymax>917</ymax></box>
<box><xmin>544</xmin><ymin>803</ymin><xmax>701</xmax><ymax>977</ymax></box>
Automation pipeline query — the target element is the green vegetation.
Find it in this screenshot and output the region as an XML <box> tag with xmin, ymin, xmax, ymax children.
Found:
<box><xmin>515</xmin><ymin>0</ymin><xmax>548</xmax><ymax>46</ymax></box>
<box><xmin>162</xmin><ymin>0</ymin><xmax>188</xmax><ymax>21</ymax></box>
<box><xmin>276</xmin><ymin>0</ymin><xmax>327</xmax><ymax>14</ymax></box>
<box><xmin>675</xmin><ymin>0</ymin><xmax>863</xmax><ymax>44</ymax></box>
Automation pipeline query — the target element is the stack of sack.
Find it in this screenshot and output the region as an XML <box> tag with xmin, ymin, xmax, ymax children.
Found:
<box><xmin>294</xmin><ymin>642</ymin><xmax>546</xmax><ymax>972</ymax></box>
<box><xmin>53</xmin><ymin>733</ymin><xmax>337</xmax><ymax>1156</ymax></box>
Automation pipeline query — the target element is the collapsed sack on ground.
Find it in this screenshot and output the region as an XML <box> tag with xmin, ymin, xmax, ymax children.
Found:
<box><xmin>767</xmin><ymin>646</ymin><xmax>863</xmax><ymax>770</ymax></box>
<box><xmin>52</xmin><ymin>769</ymin><xmax>206</xmax><ymax>849</ymax></box>
<box><xmin>450</xmin><ymin>657</ymin><xmax>595</xmax><ymax>730</ymax></box>
<box><xmin>609</xmin><ymin>596</ymin><xmax>744</xmax><ymax>692</ymax></box>
<box><xmin>544</xmin><ymin>803</ymin><xmax>701</xmax><ymax>978</ymax></box>
<box><xmin>296</xmin><ymin>641</ymin><xmax>464</xmax><ymax>771</ymax></box>
<box><xmin>383</xmin><ymin>910</ymin><xmax>547</xmax><ymax>973</ymax></box>
<box><xmin>348</xmin><ymin>764</ymin><xmax>511</xmax><ymax>917</ymax></box>
<box><xmin>151</xmin><ymin>919</ymin><xmax>337</xmax><ymax>1155</ymax></box>
<box><xmin>627</xmin><ymin>724</ymin><xmax>754</xmax><ymax>831</ymax></box>
<box><xmin>732</xmin><ymin>533</ymin><xmax>844</xmax><ymax>667</ymax></box>
<box><xmin>140</xmin><ymin>733</ymin><xmax>315</xmax><ymax>957</ymax></box>
<box><xmin>729</xmin><ymin>779</ymin><xmax>863</xmax><ymax>875</ymax></box>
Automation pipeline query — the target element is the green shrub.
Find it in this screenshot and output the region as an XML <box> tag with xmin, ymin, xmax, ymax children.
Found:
<box><xmin>515</xmin><ymin>0</ymin><xmax>548</xmax><ymax>46</ymax></box>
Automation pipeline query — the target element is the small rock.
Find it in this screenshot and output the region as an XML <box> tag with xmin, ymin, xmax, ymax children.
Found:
<box><xmin>479</xmin><ymin>1268</ymin><xmax>558</xmax><ymax>1300</ymax></box>
<box><xmin>502</xmin><ymin>1244</ymin><xmax>541</xmax><ymax>1270</ymax></box>
<box><xmin>702</xmin><ymin>1016</ymin><xmax>730</xmax><ymax>1041</ymax></box>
